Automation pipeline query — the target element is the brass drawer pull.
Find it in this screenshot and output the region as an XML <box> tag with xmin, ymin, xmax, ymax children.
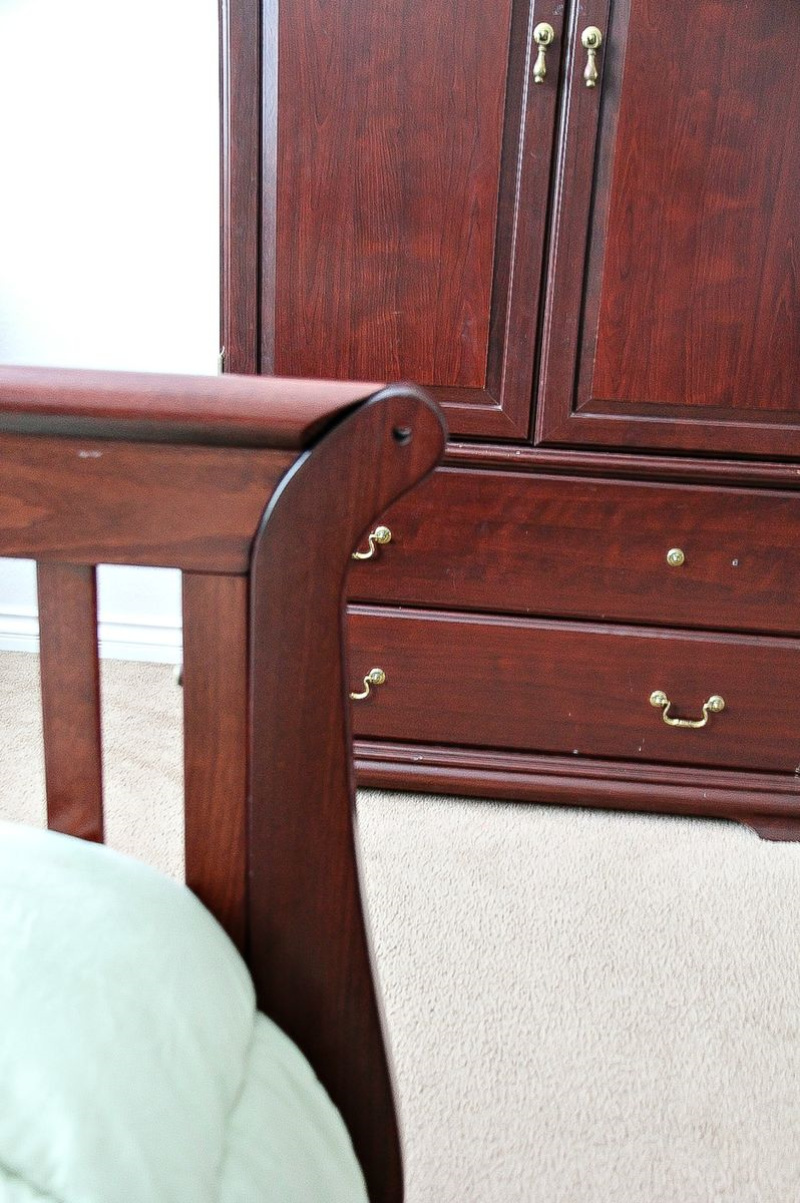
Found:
<box><xmin>581</xmin><ymin>26</ymin><xmax>603</xmax><ymax>88</ymax></box>
<box><xmin>352</xmin><ymin>525</ymin><xmax>392</xmax><ymax>560</ymax></box>
<box><xmin>533</xmin><ymin>23</ymin><xmax>555</xmax><ymax>84</ymax></box>
<box><xmin>350</xmin><ymin>667</ymin><xmax>386</xmax><ymax>701</ymax></box>
<box><xmin>649</xmin><ymin>690</ymin><xmax>725</xmax><ymax>729</ymax></box>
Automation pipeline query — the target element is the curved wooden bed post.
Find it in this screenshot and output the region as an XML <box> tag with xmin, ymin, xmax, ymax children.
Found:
<box><xmin>248</xmin><ymin>383</ymin><xmax>446</xmax><ymax>1202</ymax></box>
<box><xmin>0</xmin><ymin>366</ymin><xmax>446</xmax><ymax>1203</ymax></box>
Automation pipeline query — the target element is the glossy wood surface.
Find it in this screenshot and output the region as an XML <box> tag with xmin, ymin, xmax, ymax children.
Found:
<box><xmin>274</xmin><ymin>0</ymin><xmax>510</xmax><ymax>389</ymax></box>
<box><xmin>0</xmin><ymin>433</ymin><xmax>292</xmax><ymax>572</ymax></box>
<box><xmin>538</xmin><ymin>0</ymin><xmax>800</xmax><ymax>457</ymax></box>
<box><xmin>593</xmin><ymin>0</ymin><xmax>800</xmax><ymax>415</ymax></box>
<box><xmin>262</xmin><ymin>0</ymin><xmax>561</xmax><ymax>438</ymax></box>
<box><xmin>0</xmin><ymin>366</ymin><xmax>382</xmax><ymax>448</ymax></box>
<box><xmin>354</xmin><ymin>740</ymin><xmax>800</xmax><ymax>840</ymax></box>
<box><xmin>349</xmin><ymin>468</ymin><xmax>800</xmax><ymax>635</ymax></box>
<box><xmin>219</xmin><ymin>0</ymin><xmax>261</xmax><ymax>374</ymax></box>
<box><xmin>444</xmin><ymin>440</ymin><xmax>800</xmax><ymax>490</ymax></box>
<box><xmin>37</xmin><ymin>563</ymin><xmax>104</xmax><ymax>842</ymax></box>
<box><xmin>349</xmin><ymin>606</ymin><xmax>800</xmax><ymax>773</ymax></box>
<box><xmin>182</xmin><ymin>572</ymin><xmax>249</xmax><ymax>950</ymax></box>
<box><xmin>220</xmin><ymin>2</ymin><xmax>800</xmax><ymax>838</ymax></box>
<box><xmin>0</xmin><ymin>368</ymin><xmax>446</xmax><ymax>1197</ymax></box>
<box><xmin>248</xmin><ymin>385</ymin><xmax>446</xmax><ymax>1202</ymax></box>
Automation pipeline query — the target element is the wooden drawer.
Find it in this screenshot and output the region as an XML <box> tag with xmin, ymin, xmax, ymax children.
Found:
<box><xmin>348</xmin><ymin>469</ymin><xmax>800</xmax><ymax>635</ymax></box>
<box><xmin>348</xmin><ymin>606</ymin><xmax>800</xmax><ymax>774</ymax></box>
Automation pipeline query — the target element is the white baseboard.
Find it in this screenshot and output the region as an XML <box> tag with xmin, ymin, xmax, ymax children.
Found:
<box><xmin>0</xmin><ymin>606</ymin><xmax>182</xmax><ymax>664</ymax></box>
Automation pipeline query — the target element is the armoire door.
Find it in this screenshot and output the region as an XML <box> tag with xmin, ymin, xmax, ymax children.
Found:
<box><xmin>536</xmin><ymin>0</ymin><xmax>800</xmax><ymax>458</ymax></box>
<box><xmin>258</xmin><ymin>0</ymin><xmax>563</xmax><ymax>441</ymax></box>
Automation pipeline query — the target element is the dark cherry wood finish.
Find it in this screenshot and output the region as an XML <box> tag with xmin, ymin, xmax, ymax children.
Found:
<box><xmin>222</xmin><ymin>1</ymin><xmax>800</xmax><ymax>840</ymax></box>
<box><xmin>349</xmin><ymin>606</ymin><xmax>800</xmax><ymax>774</ymax></box>
<box><xmin>248</xmin><ymin>386</ymin><xmax>446</xmax><ymax>1202</ymax></box>
<box><xmin>182</xmin><ymin>572</ymin><xmax>249</xmax><ymax>950</ymax></box>
<box><xmin>0</xmin><ymin>366</ymin><xmax>446</xmax><ymax>1201</ymax></box>
<box><xmin>37</xmin><ymin>562</ymin><xmax>104</xmax><ymax>842</ymax></box>
<box><xmin>350</xmin><ymin>469</ymin><xmax>800</xmax><ymax>635</ymax></box>
<box><xmin>445</xmin><ymin>441</ymin><xmax>800</xmax><ymax>489</ymax></box>
<box><xmin>259</xmin><ymin>0</ymin><xmax>564</xmax><ymax>438</ymax></box>
<box><xmin>0</xmin><ymin>365</ymin><xmax>383</xmax><ymax>446</ymax></box>
<box><xmin>220</xmin><ymin>0</ymin><xmax>261</xmax><ymax>374</ymax></box>
<box><xmin>537</xmin><ymin>0</ymin><xmax>800</xmax><ymax>457</ymax></box>
<box><xmin>0</xmin><ymin>433</ymin><xmax>292</xmax><ymax>572</ymax></box>
<box><xmin>354</xmin><ymin>741</ymin><xmax>800</xmax><ymax>841</ymax></box>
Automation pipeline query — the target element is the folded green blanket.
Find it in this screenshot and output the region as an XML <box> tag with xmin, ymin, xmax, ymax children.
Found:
<box><xmin>0</xmin><ymin>821</ymin><xmax>367</xmax><ymax>1202</ymax></box>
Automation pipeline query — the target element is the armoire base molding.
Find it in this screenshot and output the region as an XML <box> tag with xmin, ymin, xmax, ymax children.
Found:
<box><xmin>354</xmin><ymin>740</ymin><xmax>800</xmax><ymax>842</ymax></box>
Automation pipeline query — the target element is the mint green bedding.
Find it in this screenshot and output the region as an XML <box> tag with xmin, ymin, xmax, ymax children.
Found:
<box><xmin>0</xmin><ymin>820</ymin><xmax>368</xmax><ymax>1202</ymax></box>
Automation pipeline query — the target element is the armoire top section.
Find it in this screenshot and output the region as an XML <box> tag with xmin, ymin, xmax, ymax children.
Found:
<box><xmin>222</xmin><ymin>0</ymin><xmax>800</xmax><ymax>460</ymax></box>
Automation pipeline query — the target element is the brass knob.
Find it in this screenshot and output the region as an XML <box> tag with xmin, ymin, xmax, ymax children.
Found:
<box><xmin>581</xmin><ymin>26</ymin><xmax>603</xmax><ymax>88</ymax></box>
<box><xmin>352</xmin><ymin>525</ymin><xmax>392</xmax><ymax>561</ymax></box>
<box><xmin>533</xmin><ymin>23</ymin><xmax>555</xmax><ymax>84</ymax></box>
<box><xmin>666</xmin><ymin>548</ymin><xmax>685</xmax><ymax>567</ymax></box>
<box><xmin>350</xmin><ymin>667</ymin><xmax>386</xmax><ymax>701</ymax></box>
<box><xmin>650</xmin><ymin>690</ymin><xmax>725</xmax><ymax>729</ymax></box>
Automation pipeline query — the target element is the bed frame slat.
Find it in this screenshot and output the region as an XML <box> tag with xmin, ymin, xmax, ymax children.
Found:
<box><xmin>37</xmin><ymin>562</ymin><xmax>104</xmax><ymax>842</ymax></box>
<box><xmin>182</xmin><ymin>571</ymin><xmax>249</xmax><ymax>949</ymax></box>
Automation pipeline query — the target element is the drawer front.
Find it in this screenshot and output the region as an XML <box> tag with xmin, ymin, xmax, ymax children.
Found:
<box><xmin>348</xmin><ymin>469</ymin><xmax>800</xmax><ymax>635</ymax></box>
<box><xmin>348</xmin><ymin>607</ymin><xmax>800</xmax><ymax>774</ymax></box>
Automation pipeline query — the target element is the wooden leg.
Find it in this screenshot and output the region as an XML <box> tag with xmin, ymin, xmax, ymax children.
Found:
<box><xmin>740</xmin><ymin>814</ymin><xmax>800</xmax><ymax>842</ymax></box>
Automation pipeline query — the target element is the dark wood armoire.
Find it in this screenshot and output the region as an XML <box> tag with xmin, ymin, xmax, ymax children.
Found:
<box><xmin>221</xmin><ymin>0</ymin><xmax>800</xmax><ymax>840</ymax></box>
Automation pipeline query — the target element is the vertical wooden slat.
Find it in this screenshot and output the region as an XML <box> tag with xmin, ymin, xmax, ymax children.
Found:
<box><xmin>37</xmin><ymin>562</ymin><xmax>103</xmax><ymax>841</ymax></box>
<box><xmin>182</xmin><ymin>572</ymin><xmax>249</xmax><ymax>948</ymax></box>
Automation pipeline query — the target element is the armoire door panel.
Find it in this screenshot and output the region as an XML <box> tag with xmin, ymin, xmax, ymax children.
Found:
<box><xmin>537</xmin><ymin>0</ymin><xmax>800</xmax><ymax>458</ymax></box>
<box><xmin>266</xmin><ymin>0</ymin><xmax>563</xmax><ymax>440</ymax></box>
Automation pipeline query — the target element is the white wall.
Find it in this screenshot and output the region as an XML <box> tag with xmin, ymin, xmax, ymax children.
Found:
<box><xmin>0</xmin><ymin>0</ymin><xmax>220</xmax><ymax>661</ymax></box>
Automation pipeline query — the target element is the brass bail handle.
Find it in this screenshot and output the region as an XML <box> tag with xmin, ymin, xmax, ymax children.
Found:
<box><xmin>352</xmin><ymin>525</ymin><xmax>392</xmax><ymax>561</ymax></box>
<box><xmin>581</xmin><ymin>26</ymin><xmax>603</xmax><ymax>88</ymax></box>
<box><xmin>350</xmin><ymin>668</ymin><xmax>386</xmax><ymax>701</ymax></box>
<box><xmin>533</xmin><ymin>23</ymin><xmax>555</xmax><ymax>84</ymax></box>
<box><xmin>649</xmin><ymin>690</ymin><xmax>726</xmax><ymax>729</ymax></box>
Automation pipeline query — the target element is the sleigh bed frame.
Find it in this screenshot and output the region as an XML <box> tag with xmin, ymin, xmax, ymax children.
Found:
<box><xmin>0</xmin><ymin>364</ymin><xmax>445</xmax><ymax>1202</ymax></box>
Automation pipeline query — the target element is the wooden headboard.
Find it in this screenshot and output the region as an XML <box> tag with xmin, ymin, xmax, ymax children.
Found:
<box><xmin>0</xmin><ymin>365</ymin><xmax>446</xmax><ymax>1202</ymax></box>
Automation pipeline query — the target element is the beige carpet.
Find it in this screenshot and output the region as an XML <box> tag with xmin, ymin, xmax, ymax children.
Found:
<box><xmin>2</xmin><ymin>650</ymin><xmax>800</xmax><ymax>1202</ymax></box>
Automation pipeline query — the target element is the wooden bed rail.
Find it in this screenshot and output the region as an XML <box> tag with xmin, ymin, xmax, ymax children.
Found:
<box><xmin>0</xmin><ymin>364</ymin><xmax>383</xmax><ymax>446</ymax></box>
<box><xmin>0</xmin><ymin>365</ymin><xmax>447</xmax><ymax>1203</ymax></box>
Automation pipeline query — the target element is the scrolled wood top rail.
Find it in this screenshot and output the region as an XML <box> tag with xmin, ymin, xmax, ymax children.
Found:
<box><xmin>0</xmin><ymin>365</ymin><xmax>386</xmax><ymax>449</ymax></box>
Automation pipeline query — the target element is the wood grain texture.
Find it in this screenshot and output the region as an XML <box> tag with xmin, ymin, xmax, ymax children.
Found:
<box><xmin>469</xmin><ymin>0</ymin><xmax>567</xmax><ymax>439</ymax></box>
<box><xmin>349</xmin><ymin>468</ymin><xmax>800</xmax><ymax>635</ymax></box>
<box><xmin>258</xmin><ymin>0</ymin><xmax>560</xmax><ymax>438</ymax></box>
<box><xmin>37</xmin><ymin>563</ymin><xmax>103</xmax><ymax>842</ymax></box>
<box><xmin>274</xmin><ymin>0</ymin><xmax>511</xmax><ymax>388</ymax></box>
<box><xmin>182</xmin><ymin>573</ymin><xmax>249</xmax><ymax>949</ymax></box>
<box><xmin>248</xmin><ymin>385</ymin><xmax>446</xmax><ymax>1203</ymax></box>
<box><xmin>259</xmin><ymin>0</ymin><xmax>278</xmax><ymax>373</ymax></box>
<box><xmin>220</xmin><ymin>0</ymin><xmax>262</xmax><ymax>374</ymax></box>
<box><xmin>0</xmin><ymin>365</ymin><xmax>383</xmax><ymax>448</ymax></box>
<box><xmin>349</xmin><ymin>605</ymin><xmax>800</xmax><ymax>774</ymax></box>
<box><xmin>0</xmin><ymin>434</ymin><xmax>293</xmax><ymax>572</ymax></box>
<box><xmin>0</xmin><ymin>368</ymin><xmax>449</xmax><ymax>1186</ymax></box>
<box><xmin>537</xmin><ymin>0</ymin><xmax>800</xmax><ymax>458</ymax></box>
<box><xmin>444</xmin><ymin>440</ymin><xmax>800</xmax><ymax>490</ymax></box>
<box><xmin>354</xmin><ymin>739</ymin><xmax>800</xmax><ymax>838</ymax></box>
<box><xmin>592</xmin><ymin>0</ymin><xmax>800</xmax><ymax>413</ymax></box>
